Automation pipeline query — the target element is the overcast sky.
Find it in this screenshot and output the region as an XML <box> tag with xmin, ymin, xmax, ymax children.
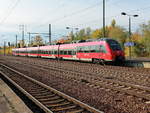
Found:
<box><xmin>0</xmin><ymin>0</ymin><xmax>150</xmax><ymax>45</ymax></box>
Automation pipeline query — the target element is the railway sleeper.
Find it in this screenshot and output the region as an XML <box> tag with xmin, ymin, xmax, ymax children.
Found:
<box><xmin>58</xmin><ymin>106</ymin><xmax>87</xmax><ymax>113</ymax></box>
<box><xmin>51</xmin><ymin>104</ymin><xmax>77</xmax><ymax>112</ymax></box>
<box><xmin>38</xmin><ymin>96</ymin><xmax>60</xmax><ymax>102</ymax></box>
<box><xmin>45</xmin><ymin>101</ymin><xmax>70</xmax><ymax>107</ymax></box>
<box><xmin>28</xmin><ymin>88</ymin><xmax>48</xmax><ymax>92</ymax></box>
<box><xmin>29</xmin><ymin>89</ymin><xmax>50</xmax><ymax>94</ymax></box>
<box><xmin>35</xmin><ymin>93</ymin><xmax>56</xmax><ymax>99</ymax></box>
<box><xmin>94</xmin><ymin>81</ymin><xmax>150</xmax><ymax>100</ymax></box>
<box><xmin>42</xmin><ymin>98</ymin><xmax>65</xmax><ymax>104</ymax></box>
<box><xmin>30</xmin><ymin>92</ymin><xmax>53</xmax><ymax>96</ymax></box>
<box><xmin>45</xmin><ymin>100</ymin><xmax>69</xmax><ymax>107</ymax></box>
<box><xmin>49</xmin><ymin>103</ymin><xmax>74</xmax><ymax>110</ymax></box>
<box><xmin>66</xmin><ymin>109</ymin><xmax>85</xmax><ymax>113</ymax></box>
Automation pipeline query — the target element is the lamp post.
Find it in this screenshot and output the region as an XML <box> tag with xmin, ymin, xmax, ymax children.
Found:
<box><xmin>121</xmin><ymin>12</ymin><xmax>138</xmax><ymax>59</ymax></box>
<box><xmin>103</xmin><ymin>0</ymin><xmax>105</xmax><ymax>37</ymax></box>
<box><xmin>19</xmin><ymin>25</ymin><xmax>25</xmax><ymax>47</ymax></box>
<box><xmin>66</xmin><ymin>27</ymin><xmax>78</xmax><ymax>41</ymax></box>
<box><xmin>27</xmin><ymin>32</ymin><xmax>31</xmax><ymax>47</ymax></box>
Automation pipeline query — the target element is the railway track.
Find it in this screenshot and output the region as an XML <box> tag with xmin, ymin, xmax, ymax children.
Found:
<box><xmin>1</xmin><ymin>59</ymin><xmax>150</xmax><ymax>102</ymax></box>
<box><xmin>6</xmin><ymin>60</ymin><xmax>150</xmax><ymax>101</ymax></box>
<box><xmin>1</xmin><ymin>58</ymin><xmax>149</xmax><ymax>88</ymax></box>
<box><xmin>0</xmin><ymin>64</ymin><xmax>104</xmax><ymax>113</ymax></box>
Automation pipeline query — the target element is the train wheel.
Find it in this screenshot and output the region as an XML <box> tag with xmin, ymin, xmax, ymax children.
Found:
<box><xmin>92</xmin><ymin>58</ymin><xmax>97</xmax><ymax>64</ymax></box>
<box><xmin>100</xmin><ymin>59</ymin><xmax>105</xmax><ymax>65</ymax></box>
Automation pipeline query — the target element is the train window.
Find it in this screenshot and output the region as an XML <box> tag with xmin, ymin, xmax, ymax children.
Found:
<box><xmin>107</xmin><ymin>39</ymin><xmax>122</xmax><ymax>51</ymax></box>
<box><xmin>68</xmin><ymin>51</ymin><xmax>72</xmax><ymax>55</ymax></box>
<box><xmin>90</xmin><ymin>45</ymin><xmax>96</xmax><ymax>53</ymax></box>
<box><xmin>95</xmin><ymin>45</ymin><xmax>100</xmax><ymax>53</ymax></box>
<box><xmin>51</xmin><ymin>51</ymin><xmax>53</xmax><ymax>54</ymax></box>
<box><xmin>37</xmin><ymin>50</ymin><xmax>39</xmax><ymax>54</ymax></box>
<box><xmin>64</xmin><ymin>51</ymin><xmax>67</xmax><ymax>55</ymax></box>
<box><xmin>54</xmin><ymin>50</ymin><xmax>57</xmax><ymax>54</ymax></box>
<box><xmin>77</xmin><ymin>46</ymin><xmax>92</xmax><ymax>53</ymax></box>
<box><xmin>71</xmin><ymin>49</ymin><xmax>76</xmax><ymax>55</ymax></box>
<box><xmin>77</xmin><ymin>46</ymin><xmax>83</xmax><ymax>53</ymax></box>
<box><xmin>80</xmin><ymin>49</ymin><xmax>84</xmax><ymax>53</ymax></box>
<box><xmin>60</xmin><ymin>50</ymin><xmax>63</xmax><ymax>55</ymax></box>
<box><xmin>100</xmin><ymin>45</ymin><xmax>107</xmax><ymax>53</ymax></box>
<box><xmin>39</xmin><ymin>50</ymin><xmax>41</xmax><ymax>54</ymax></box>
<box><xmin>83</xmin><ymin>46</ymin><xmax>89</xmax><ymax>53</ymax></box>
<box><xmin>77</xmin><ymin>47</ymin><xmax>82</xmax><ymax>53</ymax></box>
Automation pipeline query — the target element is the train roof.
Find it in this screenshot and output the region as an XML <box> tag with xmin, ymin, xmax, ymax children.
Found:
<box><xmin>13</xmin><ymin>38</ymin><xmax>118</xmax><ymax>50</ymax></box>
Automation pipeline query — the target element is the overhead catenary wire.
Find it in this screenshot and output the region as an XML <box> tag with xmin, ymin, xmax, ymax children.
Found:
<box><xmin>30</xmin><ymin>0</ymin><xmax>123</xmax><ymax>32</ymax></box>
<box><xmin>47</xmin><ymin>1</ymin><xmax>150</xmax><ymax>40</ymax></box>
<box><xmin>32</xmin><ymin>0</ymin><xmax>69</xmax><ymax>26</ymax></box>
<box><xmin>73</xmin><ymin>2</ymin><xmax>150</xmax><ymax>29</ymax></box>
<box><xmin>6</xmin><ymin>0</ymin><xmax>150</xmax><ymax>43</ymax></box>
<box><xmin>30</xmin><ymin>0</ymin><xmax>77</xmax><ymax>31</ymax></box>
<box><xmin>33</xmin><ymin>1</ymin><xmax>103</xmax><ymax>29</ymax></box>
<box><xmin>0</xmin><ymin>0</ymin><xmax>21</xmax><ymax>25</ymax></box>
<box><xmin>31</xmin><ymin>0</ymin><xmax>126</xmax><ymax>31</ymax></box>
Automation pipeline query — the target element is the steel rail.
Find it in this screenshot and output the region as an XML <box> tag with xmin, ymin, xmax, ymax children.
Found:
<box><xmin>0</xmin><ymin>63</ymin><xmax>104</xmax><ymax>113</ymax></box>
<box><xmin>13</xmin><ymin>61</ymin><xmax>150</xmax><ymax>101</ymax></box>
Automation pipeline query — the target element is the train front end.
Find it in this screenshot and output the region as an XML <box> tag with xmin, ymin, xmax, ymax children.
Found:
<box><xmin>106</xmin><ymin>39</ymin><xmax>125</xmax><ymax>63</ymax></box>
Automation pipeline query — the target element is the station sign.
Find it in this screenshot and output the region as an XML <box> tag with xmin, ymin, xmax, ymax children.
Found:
<box><xmin>124</xmin><ymin>42</ymin><xmax>135</xmax><ymax>47</ymax></box>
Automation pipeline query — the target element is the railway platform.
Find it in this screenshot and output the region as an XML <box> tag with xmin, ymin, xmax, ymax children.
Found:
<box><xmin>125</xmin><ymin>57</ymin><xmax>150</xmax><ymax>68</ymax></box>
<box><xmin>0</xmin><ymin>78</ymin><xmax>33</xmax><ymax>113</ymax></box>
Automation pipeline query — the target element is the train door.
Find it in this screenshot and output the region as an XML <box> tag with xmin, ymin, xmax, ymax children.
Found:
<box><xmin>72</xmin><ymin>48</ymin><xmax>77</xmax><ymax>60</ymax></box>
<box><xmin>99</xmin><ymin>45</ymin><xmax>107</xmax><ymax>59</ymax></box>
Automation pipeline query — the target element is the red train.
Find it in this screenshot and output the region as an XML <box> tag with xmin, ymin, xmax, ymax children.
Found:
<box><xmin>12</xmin><ymin>38</ymin><xmax>125</xmax><ymax>64</ymax></box>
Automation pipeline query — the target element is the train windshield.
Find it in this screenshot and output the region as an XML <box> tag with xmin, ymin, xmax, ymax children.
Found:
<box><xmin>107</xmin><ymin>39</ymin><xmax>122</xmax><ymax>51</ymax></box>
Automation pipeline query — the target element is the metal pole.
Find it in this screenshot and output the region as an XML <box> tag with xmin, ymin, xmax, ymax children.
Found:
<box><xmin>72</xmin><ymin>29</ymin><xmax>74</xmax><ymax>41</ymax></box>
<box><xmin>8</xmin><ymin>42</ymin><xmax>10</xmax><ymax>55</ymax></box>
<box><xmin>129</xmin><ymin>16</ymin><xmax>131</xmax><ymax>59</ymax></box>
<box><xmin>103</xmin><ymin>0</ymin><xmax>105</xmax><ymax>37</ymax></box>
<box><xmin>4</xmin><ymin>41</ymin><xmax>6</xmax><ymax>56</ymax></box>
<box><xmin>49</xmin><ymin>24</ymin><xmax>51</xmax><ymax>45</ymax></box>
<box><xmin>16</xmin><ymin>35</ymin><xmax>17</xmax><ymax>48</ymax></box>
<box><xmin>22</xmin><ymin>25</ymin><xmax>24</xmax><ymax>47</ymax></box>
<box><xmin>28</xmin><ymin>32</ymin><xmax>31</xmax><ymax>47</ymax></box>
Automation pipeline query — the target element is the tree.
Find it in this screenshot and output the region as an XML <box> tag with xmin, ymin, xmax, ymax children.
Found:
<box><xmin>32</xmin><ymin>35</ymin><xmax>44</xmax><ymax>46</ymax></box>
<box><xmin>111</xmin><ymin>19</ymin><xmax>116</xmax><ymax>28</ymax></box>
<box><xmin>91</xmin><ymin>29</ymin><xmax>103</xmax><ymax>38</ymax></box>
<box><xmin>138</xmin><ymin>21</ymin><xmax>150</xmax><ymax>56</ymax></box>
<box><xmin>18</xmin><ymin>40</ymin><xmax>25</xmax><ymax>48</ymax></box>
<box><xmin>85</xmin><ymin>27</ymin><xmax>92</xmax><ymax>38</ymax></box>
<box><xmin>108</xmin><ymin>19</ymin><xmax>128</xmax><ymax>49</ymax></box>
<box><xmin>131</xmin><ymin>32</ymin><xmax>142</xmax><ymax>43</ymax></box>
<box><xmin>75</xmin><ymin>29</ymin><xmax>86</xmax><ymax>40</ymax></box>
